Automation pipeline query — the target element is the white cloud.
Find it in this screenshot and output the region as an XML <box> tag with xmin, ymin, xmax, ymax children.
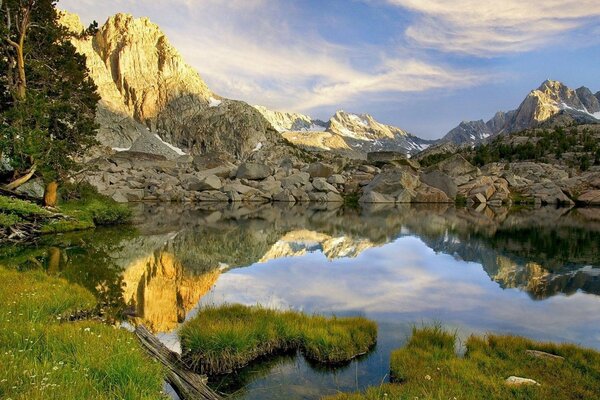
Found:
<box><xmin>386</xmin><ymin>0</ymin><xmax>600</xmax><ymax>56</ymax></box>
<box><xmin>59</xmin><ymin>0</ymin><xmax>485</xmax><ymax>114</ymax></box>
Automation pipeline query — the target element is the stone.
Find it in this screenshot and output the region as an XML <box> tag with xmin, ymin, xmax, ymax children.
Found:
<box><xmin>308</xmin><ymin>192</ymin><xmax>329</xmax><ymax>203</ymax></box>
<box><xmin>359</xmin><ymin>191</ymin><xmax>396</xmax><ymax>203</ymax></box>
<box><xmin>281</xmin><ymin>172</ymin><xmax>311</xmax><ymax>189</ymax></box>
<box><xmin>222</xmin><ymin>182</ymin><xmax>256</xmax><ymax>195</ymax></box>
<box><xmin>291</xmin><ymin>189</ymin><xmax>310</xmax><ymax>202</ymax></box>
<box><xmin>421</xmin><ymin>171</ymin><xmax>457</xmax><ymax>199</ymax></box>
<box><xmin>527</xmin><ymin>182</ymin><xmax>574</xmax><ymax>205</ymax></box>
<box><xmin>525</xmin><ymin>350</ymin><xmax>564</xmax><ymax>361</ymax></box>
<box><xmin>14</xmin><ymin>178</ymin><xmax>45</xmax><ymax>199</ymax></box>
<box><xmin>111</xmin><ymin>192</ymin><xmax>128</xmax><ymax>203</ymax></box>
<box><xmin>257</xmin><ymin>180</ymin><xmax>283</xmax><ymax>195</ymax></box>
<box><xmin>367</xmin><ymin>151</ymin><xmax>417</xmax><ymax>169</ymax></box>
<box><xmin>578</xmin><ymin>190</ymin><xmax>600</xmax><ymax>205</ymax></box>
<box><xmin>430</xmin><ymin>154</ymin><xmax>480</xmax><ymax>179</ymax></box>
<box><xmin>327</xmin><ymin>174</ymin><xmax>346</xmax><ymax>185</ymax></box>
<box><xmin>236</xmin><ymin>162</ymin><xmax>271</xmax><ymax>180</ymax></box>
<box><xmin>469</xmin><ymin>184</ymin><xmax>496</xmax><ymax>200</ymax></box>
<box><xmin>181</xmin><ymin>175</ymin><xmax>222</xmax><ymax>191</ymax></box>
<box><xmin>505</xmin><ymin>376</ymin><xmax>540</xmax><ymax>387</ymax></box>
<box><xmin>413</xmin><ymin>184</ymin><xmax>451</xmax><ymax>203</ymax></box>
<box><xmin>312</xmin><ymin>178</ymin><xmax>339</xmax><ymax>193</ymax></box>
<box><xmin>363</xmin><ymin>167</ymin><xmax>420</xmax><ymax>195</ymax></box>
<box><xmin>225</xmin><ymin>190</ymin><xmax>242</xmax><ymax>202</ymax></box>
<box><xmin>197</xmin><ymin>190</ymin><xmax>229</xmax><ymax>202</ymax></box>
<box><xmin>243</xmin><ymin>189</ymin><xmax>271</xmax><ymax>203</ymax></box>
<box><xmin>473</xmin><ymin>193</ymin><xmax>487</xmax><ymax>204</ymax></box>
<box><xmin>273</xmin><ymin>189</ymin><xmax>296</xmax><ymax>203</ymax></box>
<box><xmin>307</xmin><ymin>162</ymin><xmax>335</xmax><ymax>178</ymax></box>
<box><xmin>326</xmin><ymin>192</ymin><xmax>344</xmax><ymax>202</ymax></box>
<box><xmin>395</xmin><ymin>188</ymin><xmax>416</xmax><ymax>203</ymax></box>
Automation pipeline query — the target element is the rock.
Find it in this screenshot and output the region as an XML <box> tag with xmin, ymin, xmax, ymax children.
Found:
<box><xmin>473</xmin><ymin>193</ymin><xmax>488</xmax><ymax>204</ymax></box>
<box><xmin>243</xmin><ymin>189</ymin><xmax>271</xmax><ymax>203</ymax></box>
<box><xmin>326</xmin><ymin>192</ymin><xmax>344</xmax><ymax>202</ymax></box>
<box><xmin>430</xmin><ymin>154</ymin><xmax>480</xmax><ymax>182</ymax></box>
<box><xmin>413</xmin><ymin>184</ymin><xmax>451</xmax><ymax>203</ymax></box>
<box><xmin>469</xmin><ymin>184</ymin><xmax>496</xmax><ymax>200</ymax></box>
<box><xmin>181</xmin><ymin>175</ymin><xmax>222</xmax><ymax>191</ymax></box>
<box><xmin>307</xmin><ymin>162</ymin><xmax>335</xmax><ymax>178</ymax></box>
<box><xmin>395</xmin><ymin>188</ymin><xmax>416</xmax><ymax>203</ymax></box>
<box><xmin>358</xmin><ymin>165</ymin><xmax>379</xmax><ymax>174</ymax></box>
<box><xmin>578</xmin><ymin>190</ymin><xmax>600</xmax><ymax>205</ymax></box>
<box><xmin>527</xmin><ymin>182</ymin><xmax>574</xmax><ymax>205</ymax></box>
<box><xmin>312</xmin><ymin>178</ymin><xmax>339</xmax><ymax>193</ymax></box>
<box><xmin>225</xmin><ymin>190</ymin><xmax>242</xmax><ymax>202</ymax></box>
<box><xmin>222</xmin><ymin>182</ymin><xmax>255</xmax><ymax>195</ymax></box>
<box><xmin>362</xmin><ymin>167</ymin><xmax>420</xmax><ymax>201</ymax></box>
<box><xmin>236</xmin><ymin>162</ymin><xmax>271</xmax><ymax>180</ymax></box>
<box><xmin>421</xmin><ymin>171</ymin><xmax>457</xmax><ymax>199</ymax></box>
<box><xmin>327</xmin><ymin>174</ymin><xmax>346</xmax><ymax>185</ymax></box>
<box><xmin>308</xmin><ymin>192</ymin><xmax>329</xmax><ymax>203</ymax></box>
<box><xmin>197</xmin><ymin>190</ymin><xmax>229</xmax><ymax>202</ymax></box>
<box><xmin>129</xmin><ymin>133</ymin><xmax>184</xmax><ymax>160</ymax></box>
<box><xmin>359</xmin><ymin>191</ymin><xmax>396</xmax><ymax>203</ymax></box>
<box><xmin>111</xmin><ymin>191</ymin><xmax>128</xmax><ymax>203</ymax></box>
<box><xmin>257</xmin><ymin>180</ymin><xmax>282</xmax><ymax>195</ymax></box>
<box><xmin>192</xmin><ymin>152</ymin><xmax>236</xmax><ymax>170</ymax></box>
<box><xmin>14</xmin><ymin>178</ymin><xmax>45</xmax><ymax>199</ymax></box>
<box><xmin>273</xmin><ymin>189</ymin><xmax>296</xmax><ymax>203</ymax></box>
<box><xmin>291</xmin><ymin>189</ymin><xmax>310</xmax><ymax>202</ymax></box>
<box><xmin>505</xmin><ymin>376</ymin><xmax>540</xmax><ymax>387</ymax></box>
<box><xmin>525</xmin><ymin>350</ymin><xmax>565</xmax><ymax>361</ymax></box>
<box><xmin>281</xmin><ymin>172</ymin><xmax>311</xmax><ymax>189</ymax></box>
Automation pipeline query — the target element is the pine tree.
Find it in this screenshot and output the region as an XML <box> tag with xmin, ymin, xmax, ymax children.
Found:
<box><xmin>0</xmin><ymin>0</ymin><xmax>100</xmax><ymax>206</ymax></box>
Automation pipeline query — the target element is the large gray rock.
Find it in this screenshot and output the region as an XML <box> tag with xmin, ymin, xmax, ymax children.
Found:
<box><xmin>413</xmin><ymin>184</ymin><xmax>451</xmax><ymax>203</ymax></box>
<box><xmin>312</xmin><ymin>178</ymin><xmax>339</xmax><ymax>193</ymax></box>
<box><xmin>359</xmin><ymin>191</ymin><xmax>395</xmax><ymax>203</ymax></box>
<box><xmin>429</xmin><ymin>154</ymin><xmax>480</xmax><ymax>183</ymax></box>
<box><xmin>363</xmin><ymin>167</ymin><xmax>420</xmax><ymax>196</ymax></box>
<box><xmin>181</xmin><ymin>175</ymin><xmax>222</xmax><ymax>191</ymax></box>
<box><xmin>421</xmin><ymin>171</ymin><xmax>457</xmax><ymax>199</ymax></box>
<box><xmin>307</xmin><ymin>162</ymin><xmax>335</xmax><ymax>178</ymax></box>
<box><xmin>273</xmin><ymin>189</ymin><xmax>296</xmax><ymax>203</ymax></box>
<box><xmin>578</xmin><ymin>190</ymin><xmax>600</xmax><ymax>205</ymax></box>
<box><xmin>281</xmin><ymin>172</ymin><xmax>310</xmax><ymax>189</ymax></box>
<box><xmin>236</xmin><ymin>162</ymin><xmax>271</xmax><ymax>180</ymax></box>
<box><xmin>15</xmin><ymin>178</ymin><xmax>45</xmax><ymax>199</ymax></box>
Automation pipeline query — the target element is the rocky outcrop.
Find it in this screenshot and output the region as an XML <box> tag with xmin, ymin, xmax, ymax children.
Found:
<box><xmin>253</xmin><ymin>106</ymin><xmax>327</xmax><ymax>132</ymax></box>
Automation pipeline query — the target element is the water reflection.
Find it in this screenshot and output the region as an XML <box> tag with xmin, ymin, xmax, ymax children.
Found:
<box><xmin>1</xmin><ymin>203</ymin><xmax>599</xmax><ymax>398</ymax></box>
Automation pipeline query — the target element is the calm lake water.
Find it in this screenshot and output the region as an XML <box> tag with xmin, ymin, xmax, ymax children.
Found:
<box><xmin>2</xmin><ymin>203</ymin><xmax>600</xmax><ymax>399</ymax></box>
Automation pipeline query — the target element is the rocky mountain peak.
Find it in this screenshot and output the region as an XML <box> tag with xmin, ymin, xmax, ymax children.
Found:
<box><xmin>253</xmin><ymin>106</ymin><xmax>327</xmax><ymax>133</ymax></box>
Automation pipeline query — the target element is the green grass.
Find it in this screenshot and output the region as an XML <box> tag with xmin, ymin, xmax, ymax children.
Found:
<box><xmin>326</xmin><ymin>325</ymin><xmax>600</xmax><ymax>400</ymax></box>
<box><xmin>0</xmin><ymin>266</ymin><xmax>166</xmax><ymax>400</ymax></box>
<box><xmin>180</xmin><ymin>304</ymin><xmax>377</xmax><ymax>375</ymax></box>
<box><xmin>0</xmin><ymin>196</ymin><xmax>52</xmax><ymax>219</ymax></box>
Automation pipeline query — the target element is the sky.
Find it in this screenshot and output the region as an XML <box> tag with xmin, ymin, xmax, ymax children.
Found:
<box><xmin>60</xmin><ymin>0</ymin><xmax>600</xmax><ymax>139</ymax></box>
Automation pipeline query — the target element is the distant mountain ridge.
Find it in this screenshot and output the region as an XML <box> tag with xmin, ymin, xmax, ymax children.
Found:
<box><xmin>442</xmin><ymin>80</ymin><xmax>600</xmax><ymax>145</ymax></box>
<box><xmin>255</xmin><ymin>108</ymin><xmax>434</xmax><ymax>158</ymax></box>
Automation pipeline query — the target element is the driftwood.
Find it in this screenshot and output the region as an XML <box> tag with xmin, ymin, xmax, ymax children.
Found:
<box><xmin>3</xmin><ymin>164</ymin><xmax>36</xmax><ymax>191</ymax></box>
<box><xmin>134</xmin><ymin>325</ymin><xmax>222</xmax><ymax>400</ymax></box>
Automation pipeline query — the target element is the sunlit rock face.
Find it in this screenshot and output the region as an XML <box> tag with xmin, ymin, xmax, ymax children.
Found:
<box><xmin>122</xmin><ymin>251</ymin><xmax>220</xmax><ymax>332</ymax></box>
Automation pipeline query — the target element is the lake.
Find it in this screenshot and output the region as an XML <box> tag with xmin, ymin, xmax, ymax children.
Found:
<box><xmin>2</xmin><ymin>203</ymin><xmax>599</xmax><ymax>399</ymax></box>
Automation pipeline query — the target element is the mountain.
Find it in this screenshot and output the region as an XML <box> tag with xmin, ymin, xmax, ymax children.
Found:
<box><xmin>256</xmin><ymin>108</ymin><xmax>434</xmax><ymax>158</ymax></box>
<box><xmin>59</xmin><ymin>11</ymin><xmax>294</xmax><ymax>162</ymax></box>
<box><xmin>441</xmin><ymin>80</ymin><xmax>600</xmax><ymax>146</ymax></box>
<box><xmin>253</xmin><ymin>106</ymin><xmax>327</xmax><ymax>133</ymax></box>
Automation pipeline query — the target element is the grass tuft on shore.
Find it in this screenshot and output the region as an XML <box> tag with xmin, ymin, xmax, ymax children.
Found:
<box><xmin>0</xmin><ymin>266</ymin><xmax>166</xmax><ymax>400</ymax></box>
<box><xmin>326</xmin><ymin>325</ymin><xmax>600</xmax><ymax>400</ymax></box>
<box><xmin>180</xmin><ymin>304</ymin><xmax>377</xmax><ymax>375</ymax></box>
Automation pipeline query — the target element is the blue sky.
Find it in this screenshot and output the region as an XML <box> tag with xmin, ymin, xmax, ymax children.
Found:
<box><xmin>61</xmin><ymin>0</ymin><xmax>600</xmax><ymax>139</ymax></box>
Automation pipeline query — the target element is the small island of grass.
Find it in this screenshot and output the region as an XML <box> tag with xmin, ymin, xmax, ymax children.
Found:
<box><xmin>0</xmin><ymin>266</ymin><xmax>165</xmax><ymax>400</ymax></box>
<box><xmin>326</xmin><ymin>325</ymin><xmax>600</xmax><ymax>400</ymax></box>
<box><xmin>179</xmin><ymin>304</ymin><xmax>377</xmax><ymax>375</ymax></box>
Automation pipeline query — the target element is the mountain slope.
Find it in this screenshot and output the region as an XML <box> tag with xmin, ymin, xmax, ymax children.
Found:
<box><xmin>60</xmin><ymin>11</ymin><xmax>294</xmax><ymax>162</ymax></box>
<box><xmin>253</xmin><ymin>106</ymin><xmax>327</xmax><ymax>133</ymax></box>
<box><xmin>441</xmin><ymin>80</ymin><xmax>600</xmax><ymax>146</ymax></box>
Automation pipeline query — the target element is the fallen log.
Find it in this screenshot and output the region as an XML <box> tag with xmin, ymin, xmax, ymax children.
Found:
<box><xmin>134</xmin><ymin>325</ymin><xmax>222</xmax><ymax>400</ymax></box>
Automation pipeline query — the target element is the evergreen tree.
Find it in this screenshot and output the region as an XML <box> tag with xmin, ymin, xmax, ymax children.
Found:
<box><xmin>0</xmin><ymin>0</ymin><xmax>99</xmax><ymax>206</ymax></box>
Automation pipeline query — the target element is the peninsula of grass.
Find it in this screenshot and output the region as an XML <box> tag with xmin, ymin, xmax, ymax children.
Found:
<box><xmin>0</xmin><ymin>266</ymin><xmax>166</xmax><ymax>400</ymax></box>
<box><xmin>179</xmin><ymin>304</ymin><xmax>377</xmax><ymax>375</ymax></box>
<box><xmin>326</xmin><ymin>325</ymin><xmax>600</xmax><ymax>400</ymax></box>
<box><xmin>0</xmin><ymin>189</ymin><xmax>131</xmax><ymax>240</ymax></box>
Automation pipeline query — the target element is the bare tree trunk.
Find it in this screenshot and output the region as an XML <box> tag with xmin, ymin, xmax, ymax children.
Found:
<box><xmin>44</xmin><ymin>181</ymin><xmax>58</xmax><ymax>207</ymax></box>
<box><xmin>3</xmin><ymin>164</ymin><xmax>36</xmax><ymax>190</ymax></box>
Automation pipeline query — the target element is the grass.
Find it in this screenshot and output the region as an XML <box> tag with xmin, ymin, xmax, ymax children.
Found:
<box><xmin>179</xmin><ymin>304</ymin><xmax>377</xmax><ymax>375</ymax></box>
<box><xmin>0</xmin><ymin>185</ymin><xmax>131</xmax><ymax>239</ymax></box>
<box><xmin>326</xmin><ymin>325</ymin><xmax>600</xmax><ymax>400</ymax></box>
<box><xmin>0</xmin><ymin>266</ymin><xmax>166</xmax><ymax>400</ymax></box>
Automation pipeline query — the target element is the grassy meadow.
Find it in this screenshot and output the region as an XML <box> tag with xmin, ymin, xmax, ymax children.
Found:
<box><xmin>326</xmin><ymin>325</ymin><xmax>600</xmax><ymax>400</ymax></box>
<box><xmin>0</xmin><ymin>266</ymin><xmax>166</xmax><ymax>400</ymax></box>
<box><xmin>180</xmin><ymin>304</ymin><xmax>378</xmax><ymax>375</ymax></box>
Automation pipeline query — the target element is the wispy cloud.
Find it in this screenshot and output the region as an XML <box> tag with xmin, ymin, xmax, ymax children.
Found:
<box><xmin>386</xmin><ymin>0</ymin><xmax>600</xmax><ymax>56</ymax></box>
<box><xmin>59</xmin><ymin>0</ymin><xmax>485</xmax><ymax>114</ymax></box>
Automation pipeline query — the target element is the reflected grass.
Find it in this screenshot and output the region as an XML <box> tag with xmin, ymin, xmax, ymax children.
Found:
<box><xmin>326</xmin><ymin>325</ymin><xmax>600</xmax><ymax>400</ymax></box>
<box><xmin>180</xmin><ymin>304</ymin><xmax>377</xmax><ymax>375</ymax></box>
<box><xmin>0</xmin><ymin>267</ymin><xmax>166</xmax><ymax>400</ymax></box>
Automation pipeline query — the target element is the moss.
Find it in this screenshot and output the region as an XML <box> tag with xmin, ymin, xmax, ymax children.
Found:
<box><xmin>180</xmin><ymin>304</ymin><xmax>377</xmax><ymax>375</ymax></box>
<box><xmin>325</xmin><ymin>326</ymin><xmax>600</xmax><ymax>400</ymax></box>
<box><xmin>0</xmin><ymin>212</ymin><xmax>24</xmax><ymax>227</ymax></box>
<box><xmin>0</xmin><ymin>196</ymin><xmax>52</xmax><ymax>218</ymax></box>
<box><xmin>0</xmin><ymin>266</ymin><xmax>166</xmax><ymax>400</ymax></box>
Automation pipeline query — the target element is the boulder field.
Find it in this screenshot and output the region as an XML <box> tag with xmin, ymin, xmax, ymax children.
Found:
<box><xmin>81</xmin><ymin>150</ymin><xmax>600</xmax><ymax>207</ymax></box>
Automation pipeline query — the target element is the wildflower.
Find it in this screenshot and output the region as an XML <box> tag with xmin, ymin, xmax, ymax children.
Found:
<box><xmin>425</xmin><ymin>374</ymin><xmax>432</xmax><ymax>381</ymax></box>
